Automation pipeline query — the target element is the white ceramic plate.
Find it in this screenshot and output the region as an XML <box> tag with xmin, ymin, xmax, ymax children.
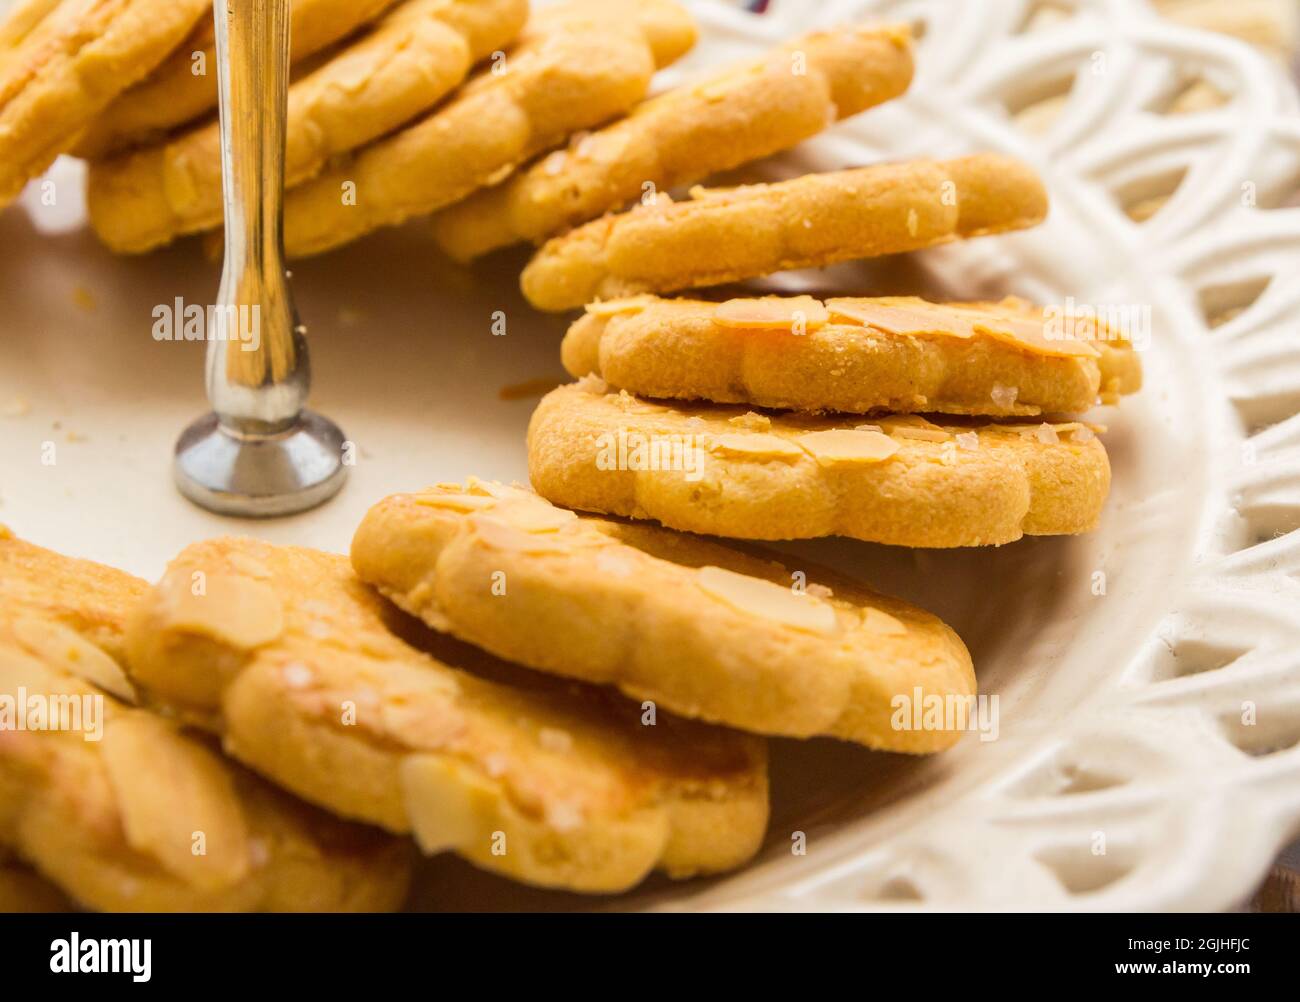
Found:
<box><xmin>2</xmin><ymin>0</ymin><xmax>1298</xmax><ymax>910</ymax></box>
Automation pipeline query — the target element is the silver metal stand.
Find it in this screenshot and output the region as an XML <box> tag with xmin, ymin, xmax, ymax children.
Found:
<box><xmin>174</xmin><ymin>0</ymin><xmax>346</xmax><ymax>517</ymax></box>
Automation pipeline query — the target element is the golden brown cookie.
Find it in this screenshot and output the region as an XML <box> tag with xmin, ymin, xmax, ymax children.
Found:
<box><xmin>124</xmin><ymin>536</ymin><xmax>769</xmax><ymax>893</ymax></box>
<box><xmin>561</xmin><ymin>294</ymin><xmax>1142</xmax><ymax>416</ymax></box>
<box><xmin>87</xmin><ymin>0</ymin><xmax>529</xmax><ymax>253</ymax></box>
<box><xmin>352</xmin><ymin>480</ymin><xmax>975</xmax><ymax>750</ymax></box>
<box><xmin>520</xmin><ymin>153</ymin><xmax>1049</xmax><ymax>311</ymax></box>
<box><xmin>73</xmin><ymin>0</ymin><xmax>400</xmax><ymax>158</ymax></box>
<box><xmin>0</xmin><ymin>0</ymin><xmax>209</xmax><ymax>206</ymax></box>
<box><xmin>527</xmin><ymin>380</ymin><xmax>1112</xmax><ymax>547</ymax></box>
<box><xmin>431</xmin><ymin>23</ymin><xmax>915</xmax><ymax>261</ymax></box>
<box><xmin>0</xmin><ymin>528</ymin><xmax>412</xmax><ymax>912</ymax></box>
<box><xmin>282</xmin><ymin>0</ymin><xmax>697</xmax><ymax>257</ymax></box>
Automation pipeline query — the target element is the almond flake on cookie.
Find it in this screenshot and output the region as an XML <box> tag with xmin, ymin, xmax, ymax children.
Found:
<box><xmin>707</xmin><ymin>433</ymin><xmax>804</xmax><ymax>459</ymax></box>
<box><xmin>728</xmin><ymin>412</ymin><xmax>773</xmax><ymax>431</ymax></box>
<box><xmin>864</xmin><ymin>608</ymin><xmax>908</xmax><ymax>636</ymax></box>
<box><xmin>585</xmin><ymin>296</ymin><xmax>655</xmax><ymax>317</ymax></box>
<box><xmin>797</xmin><ymin>429</ymin><xmax>900</xmax><ymax>465</ymax></box>
<box><xmin>697</xmin><ymin>566</ymin><xmax>839</xmax><ymax>635</ymax></box>
<box><xmin>714</xmin><ymin>296</ymin><xmax>829</xmax><ymax>331</ymax></box>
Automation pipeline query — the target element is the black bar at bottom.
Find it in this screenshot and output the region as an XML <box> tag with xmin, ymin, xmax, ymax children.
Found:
<box><xmin>0</xmin><ymin>912</ymin><xmax>1291</xmax><ymax>989</ymax></box>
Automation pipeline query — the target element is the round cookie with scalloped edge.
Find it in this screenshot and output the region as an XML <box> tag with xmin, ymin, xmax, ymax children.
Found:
<box><xmin>564</xmin><ymin>294</ymin><xmax>1142</xmax><ymax>416</ymax></box>
<box><xmin>431</xmin><ymin>22</ymin><xmax>915</xmax><ymax>260</ymax></box>
<box><xmin>520</xmin><ymin>153</ymin><xmax>1048</xmax><ymax>311</ymax></box>
<box><xmin>527</xmin><ymin>379</ymin><xmax>1112</xmax><ymax>548</ymax></box>
<box><xmin>352</xmin><ymin>479</ymin><xmax>976</xmax><ymax>751</ymax></box>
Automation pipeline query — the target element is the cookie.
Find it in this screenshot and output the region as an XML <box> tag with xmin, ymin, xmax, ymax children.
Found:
<box><xmin>527</xmin><ymin>380</ymin><xmax>1112</xmax><ymax>547</ymax></box>
<box><xmin>0</xmin><ymin>528</ymin><xmax>412</xmax><ymax>912</ymax></box>
<box><xmin>0</xmin><ymin>0</ymin><xmax>209</xmax><ymax>206</ymax></box>
<box><xmin>520</xmin><ymin>153</ymin><xmax>1049</xmax><ymax>311</ymax></box>
<box><xmin>431</xmin><ymin>23</ymin><xmax>915</xmax><ymax>261</ymax></box>
<box><xmin>124</xmin><ymin>536</ymin><xmax>769</xmax><ymax>893</ymax></box>
<box><xmin>281</xmin><ymin>0</ymin><xmax>697</xmax><ymax>257</ymax></box>
<box><xmin>352</xmin><ymin>480</ymin><xmax>975</xmax><ymax>750</ymax></box>
<box><xmin>73</xmin><ymin>0</ymin><xmax>399</xmax><ymax>158</ymax></box>
<box><xmin>87</xmin><ymin>0</ymin><xmax>529</xmax><ymax>253</ymax></box>
<box><xmin>561</xmin><ymin>294</ymin><xmax>1143</xmax><ymax>416</ymax></box>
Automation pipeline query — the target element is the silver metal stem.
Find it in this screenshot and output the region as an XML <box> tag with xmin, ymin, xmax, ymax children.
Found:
<box><xmin>209</xmin><ymin>0</ymin><xmax>303</xmax><ymax>433</ymax></box>
<box><xmin>174</xmin><ymin>0</ymin><xmax>347</xmax><ymax>516</ymax></box>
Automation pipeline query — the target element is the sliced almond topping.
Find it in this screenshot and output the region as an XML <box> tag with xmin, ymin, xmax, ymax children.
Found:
<box><xmin>697</xmin><ymin>566</ymin><xmax>839</xmax><ymax>635</ymax></box>
<box><xmin>728</xmin><ymin>411</ymin><xmax>772</xmax><ymax>432</ymax></box>
<box><xmin>415</xmin><ymin>493</ymin><xmax>500</xmax><ymax>512</ymax></box>
<box><xmin>889</xmin><ymin>426</ymin><xmax>951</xmax><ymax>442</ymax></box>
<box><xmin>584</xmin><ymin>295</ymin><xmax>655</xmax><ymax>317</ymax></box>
<box><xmin>101</xmin><ymin>713</ymin><xmax>250</xmax><ymax>890</ymax></box>
<box><xmin>797</xmin><ymin>429</ymin><xmax>899</xmax><ymax>465</ymax></box>
<box><xmin>864</xmin><ymin>608</ymin><xmax>908</xmax><ymax>636</ymax></box>
<box><xmin>399</xmin><ymin>755</ymin><xmax>496</xmax><ymax>855</ymax></box>
<box><xmin>156</xmin><ymin>572</ymin><xmax>284</xmax><ymax>650</ymax></box>
<box><xmin>696</xmin><ymin>70</ymin><xmax>748</xmax><ymax>103</ymax></box>
<box><xmin>11</xmin><ymin>616</ymin><xmax>135</xmax><ymax>703</ymax></box>
<box><xmin>1005</xmin><ymin>423</ymin><xmax>1072</xmax><ymax>443</ymax></box>
<box><xmin>496</xmin><ymin>499</ymin><xmax>578</xmax><ymax>533</ymax></box>
<box><xmin>714</xmin><ymin>296</ymin><xmax>829</xmax><ymax>332</ymax></box>
<box><xmin>827</xmin><ymin>296</ymin><xmax>1100</xmax><ymax>357</ymax></box>
<box><xmin>973</xmin><ymin>315</ymin><xmax>1099</xmax><ymax>358</ymax></box>
<box><xmin>226</xmin><ymin>552</ymin><xmax>273</xmax><ymax>580</ymax></box>
<box><xmin>826</xmin><ymin>297</ymin><xmax>973</xmax><ymax>337</ymax></box>
<box><xmin>707</xmin><ymin>433</ymin><xmax>804</xmax><ymax>460</ymax></box>
<box><xmin>469</xmin><ymin>515</ymin><xmax>572</xmax><ymax>554</ymax></box>
<box><xmin>881</xmin><ymin>414</ymin><xmax>943</xmax><ymax>429</ymax></box>
<box><xmin>594</xmin><ymin>551</ymin><xmax>638</xmax><ymax>578</ymax></box>
<box><xmin>467</xmin><ymin>478</ymin><xmax>526</xmax><ymax>500</ymax></box>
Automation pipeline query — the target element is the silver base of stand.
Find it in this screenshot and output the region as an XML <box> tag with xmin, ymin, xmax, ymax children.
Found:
<box><xmin>174</xmin><ymin>411</ymin><xmax>347</xmax><ymax>517</ymax></box>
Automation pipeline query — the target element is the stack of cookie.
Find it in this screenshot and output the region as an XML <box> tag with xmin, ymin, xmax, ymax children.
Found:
<box><xmin>529</xmin><ymin>294</ymin><xmax>1142</xmax><ymax>548</ymax></box>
